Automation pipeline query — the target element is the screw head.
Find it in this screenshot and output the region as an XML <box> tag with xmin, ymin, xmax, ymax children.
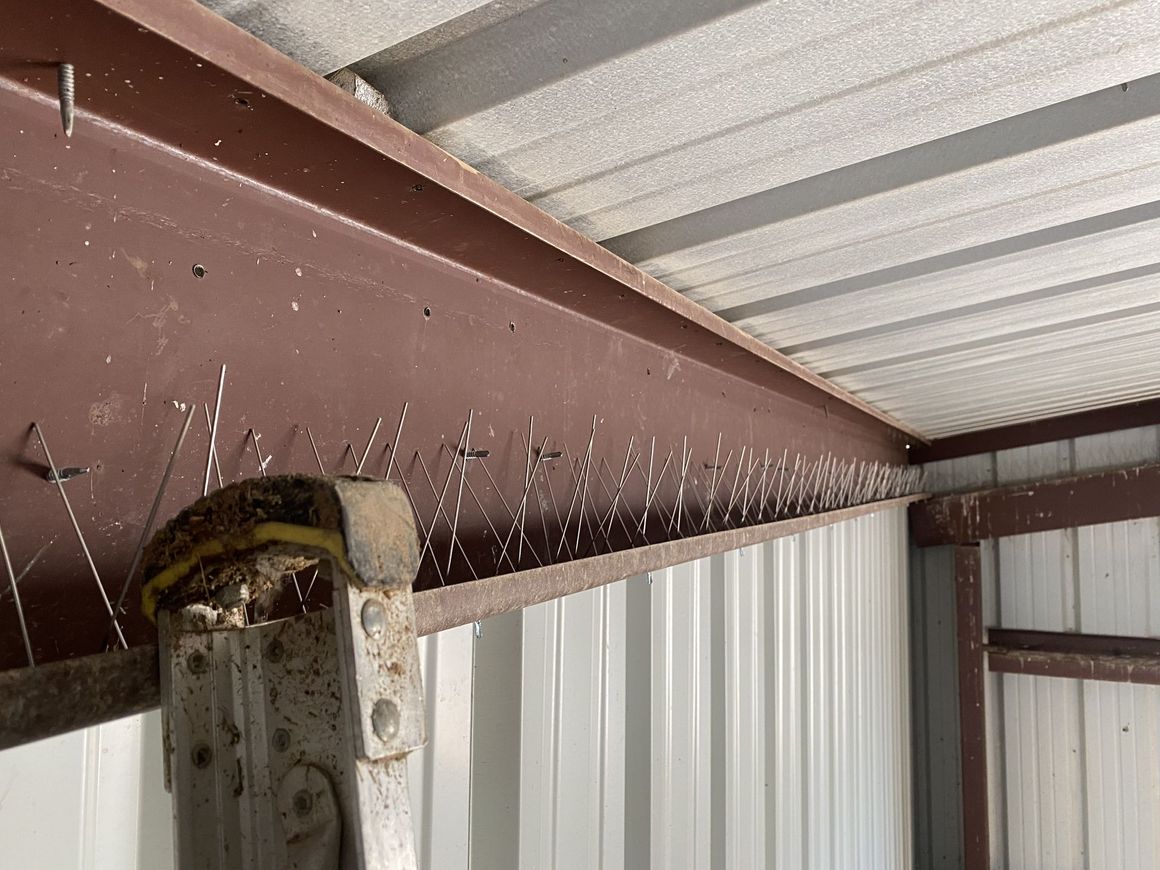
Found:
<box><xmin>361</xmin><ymin>599</ymin><xmax>386</xmax><ymax>638</ymax></box>
<box><xmin>371</xmin><ymin>699</ymin><xmax>399</xmax><ymax>741</ymax></box>
<box><xmin>292</xmin><ymin>789</ymin><xmax>313</xmax><ymax>818</ymax></box>
<box><xmin>272</xmin><ymin>728</ymin><xmax>290</xmax><ymax>752</ymax></box>
<box><xmin>192</xmin><ymin>743</ymin><xmax>212</xmax><ymax>769</ymax></box>
<box><xmin>186</xmin><ymin>651</ymin><xmax>208</xmax><ymax>674</ymax></box>
<box><xmin>266</xmin><ymin>638</ymin><xmax>284</xmax><ymax>663</ymax></box>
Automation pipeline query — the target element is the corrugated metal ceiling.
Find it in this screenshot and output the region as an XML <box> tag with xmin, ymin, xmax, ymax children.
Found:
<box><xmin>202</xmin><ymin>0</ymin><xmax>1160</xmax><ymax>438</ymax></box>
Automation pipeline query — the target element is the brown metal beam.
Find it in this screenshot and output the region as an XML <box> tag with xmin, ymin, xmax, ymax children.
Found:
<box><xmin>0</xmin><ymin>496</ymin><xmax>918</xmax><ymax>750</ymax></box>
<box><xmin>986</xmin><ymin>628</ymin><xmax>1160</xmax><ymax>686</ymax></box>
<box><xmin>2</xmin><ymin>0</ymin><xmax>921</xmax><ymax>441</ymax></box>
<box><xmin>910</xmin><ymin>463</ymin><xmax>1160</xmax><ymax>546</ymax></box>
<box><xmin>955</xmin><ymin>544</ymin><xmax>990</xmax><ymax>870</ymax></box>
<box><xmin>910</xmin><ymin>398</ymin><xmax>1160</xmax><ymax>464</ymax></box>
<box><xmin>0</xmin><ymin>0</ymin><xmax>914</xmax><ymax>669</ymax></box>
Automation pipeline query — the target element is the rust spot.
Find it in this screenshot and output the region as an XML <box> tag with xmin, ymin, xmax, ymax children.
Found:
<box><xmin>88</xmin><ymin>393</ymin><xmax>126</xmax><ymax>427</ymax></box>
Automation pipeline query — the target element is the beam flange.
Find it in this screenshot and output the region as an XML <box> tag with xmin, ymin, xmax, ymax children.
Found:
<box><xmin>910</xmin><ymin>463</ymin><xmax>1160</xmax><ymax>546</ymax></box>
<box><xmin>414</xmin><ymin>493</ymin><xmax>925</xmax><ymax>635</ymax></box>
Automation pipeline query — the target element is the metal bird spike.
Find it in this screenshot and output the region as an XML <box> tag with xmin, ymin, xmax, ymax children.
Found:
<box><xmin>305</xmin><ymin>426</ymin><xmax>326</xmax><ymax>474</ymax></box>
<box><xmin>704</xmin><ymin>448</ymin><xmax>734</xmax><ymax>532</ymax></box>
<box><xmin>636</xmin><ymin>447</ymin><xmax>673</xmax><ymax>541</ymax></box>
<box><xmin>33</xmin><ymin>422</ymin><xmax>127</xmax><ymax>649</ymax></box>
<box><xmin>441</xmin><ymin>444</ymin><xmax>530</xmax><ymax>573</ymax></box>
<box><xmin>355</xmin><ymin>416</ymin><xmax>382</xmax><ymax>476</ymax></box>
<box><xmin>558</xmin><ymin>417</ymin><xmax>597</xmax><ymax>559</ymax></box>
<box><xmin>517</xmin><ymin>417</ymin><xmax>534</xmax><ymax>564</ymax></box>
<box><xmin>414</xmin><ymin>452</ymin><xmax>479</xmax><ymax>583</ymax></box>
<box><xmin>475</xmin><ymin>448</ymin><xmax>540</xmax><ymax>566</ymax></box>
<box><xmin>384</xmin><ymin>402</ymin><xmax>410</xmax><ymax>483</ymax></box>
<box><xmin>639</xmin><ymin>437</ymin><xmax>657</xmax><ymax>540</ymax></box>
<box><xmin>589</xmin><ymin>453</ymin><xmax>642</xmax><ymax>555</ymax></box>
<box><xmin>501</xmin><ymin>435</ymin><xmax>552</xmax><ymax>567</ymax></box>
<box><xmin>446</xmin><ymin>410</ymin><xmax>474</xmax><ymax>575</ymax></box>
<box><xmin>724</xmin><ymin>445</ymin><xmax>748</xmax><ymax>525</ymax></box>
<box><xmin>0</xmin><ymin>520</ymin><xmax>34</xmax><ymax>667</ymax></box>
<box><xmin>415</xmin><ymin>418</ymin><xmax>470</xmax><ymax>573</ymax></box>
<box><xmin>598</xmin><ymin>437</ymin><xmax>636</xmax><ymax>542</ymax></box>
<box><xmin>755</xmin><ymin>448</ymin><xmax>772</xmax><ymax>520</ymax></box>
<box><xmin>573</xmin><ymin>423</ymin><xmax>600</xmax><ymax>555</ymax></box>
<box><xmin>703</xmin><ymin>434</ymin><xmax>723</xmax><ymax>531</ymax></box>
<box><xmin>673</xmin><ymin>436</ymin><xmax>690</xmax><ymax>535</ymax></box>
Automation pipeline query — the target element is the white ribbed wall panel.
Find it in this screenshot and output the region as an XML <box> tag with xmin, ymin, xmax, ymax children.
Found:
<box><xmin>2</xmin><ymin>507</ymin><xmax>912</xmax><ymax>869</ymax></box>
<box><xmin>650</xmin><ymin>557</ymin><xmax>714</xmax><ymax>870</ymax></box>
<box><xmin>0</xmin><ymin>712</ymin><xmax>173</xmax><ymax>870</ymax></box>
<box><xmin>913</xmin><ymin>425</ymin><xmax>1160</xmax><ymax>870</ymax></box>
<box><xmin>723</xmin><ymin>548</ymin><xmax>765</xmax><ymax>868</ymax></box>
<box><xmin>409</xmin><ymin>624</ymin><xmax>475</xmax><ymax>869</ymax></box>
<box><xmin>520</xmin><ymin>583</ymin><xmax>627</xmax><ymax>869</ymax></box>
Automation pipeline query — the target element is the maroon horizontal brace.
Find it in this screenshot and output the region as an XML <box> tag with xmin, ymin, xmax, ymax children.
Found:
<box><xmin>910</xmin><ymin>398</ymin><xmax>1160</xmax><ymax>464</ymax></box>
<box><xmin>986</xmin><ymin>628</ymin><xmax>1160</xmax><ymax>686</ymax></box>
<box><xmin>910</xmin><ymin>463</ymin><xmax>1160</xmax><ymax>546</ymax></box>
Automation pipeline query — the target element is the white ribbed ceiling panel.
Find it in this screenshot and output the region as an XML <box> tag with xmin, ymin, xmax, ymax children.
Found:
<box><xmin>199</xmin><ymin>0</ymin><xmax>1160</xmax><ymax>436</ymax></box>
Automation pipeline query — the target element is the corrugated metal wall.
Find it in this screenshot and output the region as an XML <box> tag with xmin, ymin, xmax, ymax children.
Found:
<box><xmin>0</xmin><ymin>710</ymin><xmax>174</xmax><ymax>869</ymax></box>
<box><xmin>911</xmin><ymin>425</ymin><xmax>1160</xmax><ymax>869</ymax></box>
<box><xmin>1</xmin><ymin>507</ymin><xmax>911</xmax><ymax>868</ymax></box>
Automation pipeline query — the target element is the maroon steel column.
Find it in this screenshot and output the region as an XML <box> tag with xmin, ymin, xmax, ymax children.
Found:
<box><xmin>955</xmin><ymin>544</ymin><xmax>989</xmax><ymax>870</ymax></box>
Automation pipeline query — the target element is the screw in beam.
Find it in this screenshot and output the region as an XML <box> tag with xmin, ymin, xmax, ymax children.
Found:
<box><xmin>58</xmin><ymin>63</ymin><xmax>75</xmax><ymax>138</ymax></box>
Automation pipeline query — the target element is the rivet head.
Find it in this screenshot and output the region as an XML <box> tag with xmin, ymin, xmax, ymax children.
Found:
<box><xmin>187</xmin><ymin>651</ymin><xmax>208</xmax><ymax>674</ymax></box>
<box><xmin>292</xmin><ymin>789</ymin><xmax>313</xmax><ymax>818</ymax></box>
<box><xmin>266</xmin><ymin>638</ymin><xmax>284</xmax><ymax>663</ymax></box>
<box><xmin>371</xmin><ymin>699</ymin><xmax>399</xmax><ymax>741</ymax></box>
<box><xmin>361</xmin><ymin>599</ymin><xmax>386</xmax><ymax>638</ymax></box>
<box><xmin>192</xmin><ymin>743</ymin><xmax>212</xmax><ymax>769</ymax></box>
<box><xmin>272</xmin><ymin>728</ymin><xmax>290</xmax><ymax>752</ymax></box>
